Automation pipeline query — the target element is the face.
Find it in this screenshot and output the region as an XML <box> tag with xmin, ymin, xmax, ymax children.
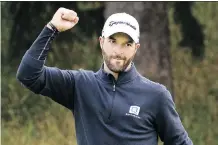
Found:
<box><xmin>99</xmin><ymin>32</ymin><xmax>140</xmax><ymax>73</ymax></box>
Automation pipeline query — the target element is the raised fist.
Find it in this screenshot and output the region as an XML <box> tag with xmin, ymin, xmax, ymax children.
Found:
<box><xmin>49</xmin><ymin>7</ymin><xmax>79</xmax><ymax>32</ymax></box>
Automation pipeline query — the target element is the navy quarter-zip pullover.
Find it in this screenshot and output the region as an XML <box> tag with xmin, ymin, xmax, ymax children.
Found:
<box><xmin>16</xmin><ymin>26</ymin><xmax>193</xmax><ymax>145</ymax></box>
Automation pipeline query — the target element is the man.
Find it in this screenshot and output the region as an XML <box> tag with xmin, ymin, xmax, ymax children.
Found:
<box><xmin>17</xmin><ymin>7</ymin><xmax>193</xmax><ymax>145</ymax></box>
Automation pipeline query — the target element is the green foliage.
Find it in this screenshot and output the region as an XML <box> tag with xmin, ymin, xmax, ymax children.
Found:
<box><xmin>168</xmin><ymin>2</ymin><xmax>218</xmax><ymax>145</ymax></box>
<box><xmin>48</xmin><ymin>32</ymin><xmax>102</xmax><ymax>70</ymax></box>
<box><xmin>2</xmin><ymin>2</ymin><xmax>218</xmax><ymax>145</ymax></box>
<box><xmin>1</xmin><ymin>2</ymin><xmax>13</xmax><ymax>63</ymax></box>
<box><xmin>77</xmin><ymin>1</ymin><xmax>103</xmax><ymax>11</ymax></box>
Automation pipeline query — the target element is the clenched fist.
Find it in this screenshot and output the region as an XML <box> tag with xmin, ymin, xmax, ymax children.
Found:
<box><xmin>48</xmin><ymin>7</ymin><xmax>79</xmax><ymax>32</ymax></box>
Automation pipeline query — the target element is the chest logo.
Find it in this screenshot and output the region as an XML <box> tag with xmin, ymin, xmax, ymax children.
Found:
<box><xmin>129</xmin><ymin>106</ymin><xmax>140</xmax><ymax>115</ymax></box>
<box><xmin>126</xmin><ymin>106</ymin><xmax>141</xmax><ymax>119</ymax></box>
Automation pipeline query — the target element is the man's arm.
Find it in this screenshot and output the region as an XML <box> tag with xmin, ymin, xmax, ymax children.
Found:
<box><xmin>16</xmin><ymin>8</ymin><xmax>79</xmax><ymax>110</ymax></box>
<box><xmin>155</xmin><ymin>88</ymin><xmax>193</xmax><ymax>145</ymax></box>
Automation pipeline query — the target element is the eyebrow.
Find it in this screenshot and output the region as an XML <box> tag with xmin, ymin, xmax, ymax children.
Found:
<box><xmin>109</xmin><ymin>36</ymin><xmax>116</xmax><ymax>40</ymax></box>
<box><xmin>109</xmin><ymin>36</ymin><xmax>134</xmax><ymax>44</ymax></box>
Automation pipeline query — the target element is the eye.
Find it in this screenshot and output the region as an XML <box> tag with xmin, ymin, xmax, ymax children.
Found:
<box><xmin>109</xmin><ymin>39</ymin><xmax>116</xmax><ymax>44</ymax></box>
<box><xmin>126</xmin><ymin>43</ymin><xmax>132</xmax><ymax>47</ymax></box>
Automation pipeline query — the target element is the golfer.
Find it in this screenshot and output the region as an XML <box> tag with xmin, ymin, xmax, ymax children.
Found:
<box><xmin>17</xmin><ymin>7</ymin><xmax>193</xmax><ymax>145</ymax></box>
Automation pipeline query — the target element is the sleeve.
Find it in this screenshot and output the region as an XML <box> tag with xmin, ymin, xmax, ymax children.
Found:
<box><xmin>155</xmin><ymin>89</ymin><xmax>193</xmax><ymax>145</ymax></box>
<box><xmin>16</xmin><ymin>26</ymin><xmax>78</xmax><ymax>110</ymax></box>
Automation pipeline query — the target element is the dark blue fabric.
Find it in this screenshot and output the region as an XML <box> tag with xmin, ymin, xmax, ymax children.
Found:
<box><xmin>16</xmin><ymin>26</ymin><xmax>193</xmax><ymax>145</ymax></box>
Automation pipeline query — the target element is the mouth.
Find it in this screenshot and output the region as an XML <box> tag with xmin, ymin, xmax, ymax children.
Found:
<box><xmin>112</xmin><ymin>58</ymin><xmax>125</xmax><ymax>63</ymax></box>
<box><xmin>112</xmin><ymin>57</ymin><xmax>125</xmax><ymax>60</ymax></box>
<box><xmin>113</xmin><ymin>58</ymin><xmax>123</xmax><ymax>60</ymax></box>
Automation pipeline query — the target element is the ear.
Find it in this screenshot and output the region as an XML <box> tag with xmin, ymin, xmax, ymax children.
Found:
<box><xmin>99</xmin><ymin>36</ymin><xmax>104</xmax><ymax>49</ymax></box>
<box><xmin>135</xmin><ymin>43</ymin><xmax>140</xmax><ymax>52</ymax></box>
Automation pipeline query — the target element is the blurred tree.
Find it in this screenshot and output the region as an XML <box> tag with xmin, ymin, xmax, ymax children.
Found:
<box><xmin>104</xmin><ymin>2</ymin><xmax>174</xmax><ymax>95</ymax></box>
<box><xmin>173</xmin><ymin>2</ymin><xmax>205</xmax><ymax>60</ymax></box>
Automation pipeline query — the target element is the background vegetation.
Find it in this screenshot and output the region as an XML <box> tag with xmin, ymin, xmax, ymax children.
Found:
<box><xmin>2</xmin><ymin>2</ymin><xmax>218</xmax><ymax>145</ymax></box>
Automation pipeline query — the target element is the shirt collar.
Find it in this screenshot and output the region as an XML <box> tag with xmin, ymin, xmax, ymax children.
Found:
<box><xmin>96</xmin><ymin>62</ymin><xmax>139</xmax><ymax>84</ymax></box>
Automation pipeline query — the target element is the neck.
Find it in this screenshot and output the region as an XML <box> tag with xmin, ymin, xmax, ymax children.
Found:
<box><xmin>103</xmin><ymin>62</ymin><xmax>132</xmax><ymax>80</ymax></box>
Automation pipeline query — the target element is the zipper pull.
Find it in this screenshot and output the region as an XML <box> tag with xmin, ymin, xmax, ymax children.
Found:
<box><xmin>112</xmin><ymin>77</ymin><xmax>116</xmax><ymax>91</ymax></box>
<box><xmin>113</xmin><ymin>84</ymin><xmax>116</xmax><ymax>91</ymax></box>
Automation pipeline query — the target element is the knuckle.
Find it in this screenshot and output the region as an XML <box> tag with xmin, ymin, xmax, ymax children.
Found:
<box><xmin>58</xmin><ymin>7</ymin><xmax>66</xmax><ymax>13</ymax></box>
<box><xmin>71</xmin><ymin>10</ymin><xmax>77</xmax><ymax>16</ymax></box>
<box><xmin>59</xmin><ymin>7</ymin><xmax>64</xmax><ymax>11</ymax></box>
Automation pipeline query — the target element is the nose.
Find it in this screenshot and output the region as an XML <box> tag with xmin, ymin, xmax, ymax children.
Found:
<box><xmin>113</xmin><ymin>44</ymin><xmax>124</xmax><ymax>55</ymax></box>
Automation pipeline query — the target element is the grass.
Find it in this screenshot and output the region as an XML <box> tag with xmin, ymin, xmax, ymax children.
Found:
<box><xmin>2</xmin><ymin>104</ymin><xmax>77</xmax><ymax>145</ymax></box>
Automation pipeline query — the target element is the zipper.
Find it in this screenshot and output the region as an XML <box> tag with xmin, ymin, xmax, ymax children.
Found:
<box><xmin>108</xmin><ymin>78</ymin><xmax>116</xmax><ymax>120</ymax></box>
<box><xmin>112</xmin><ymin>79</ymin><xmax>116</xmax><ymax>91</ymax></box>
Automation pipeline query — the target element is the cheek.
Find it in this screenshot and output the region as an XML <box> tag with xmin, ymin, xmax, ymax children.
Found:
<box><xmin>103</xmin><ymin>43</ymin><xmax>113</xmax><ymax>54</ymax></box>
<box><xmin>124</xmin><ymin>48</ymin><xmax>136</xmax><ymax>58</ymax></box>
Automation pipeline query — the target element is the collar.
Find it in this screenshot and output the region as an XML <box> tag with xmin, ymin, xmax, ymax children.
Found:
<box><xmin>96</xmin><ymin>62</ymin><xmax>139</xmax><ymax>84</ymax></box>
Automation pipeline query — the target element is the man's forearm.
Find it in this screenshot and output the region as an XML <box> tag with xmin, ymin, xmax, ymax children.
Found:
<box><xmin>27</xmin><ymin>26</ymin><xmax>58</xmax><ymax>60</ymax></box>
<box><xmin>16</xmin><ymin>25</ymin><xmax>58</xmax><ymax>87</ymax></box>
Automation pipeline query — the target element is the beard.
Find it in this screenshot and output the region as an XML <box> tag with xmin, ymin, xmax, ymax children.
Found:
<box><xmin>102</xmin><ymin>48</ymin><xmax>136</xmax><ymax>73</ymax></box>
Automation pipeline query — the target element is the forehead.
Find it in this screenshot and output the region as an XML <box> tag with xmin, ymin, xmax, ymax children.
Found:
<box><xmin>110</xmin><ymin>32</ymin><xmax>132</xmax><ymax>42</ymax></box>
